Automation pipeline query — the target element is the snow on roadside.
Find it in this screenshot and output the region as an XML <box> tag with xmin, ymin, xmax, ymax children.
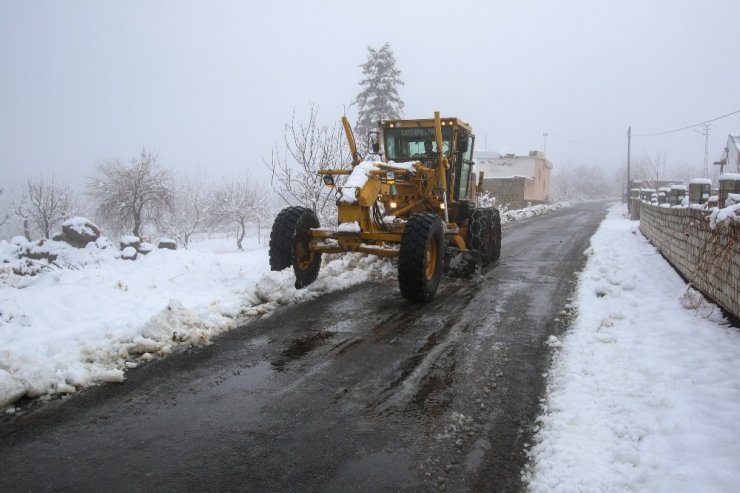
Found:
<box><xmin>525</xmin><ymin>203</ymin><xmax>740</xmax><ymax>492</ymax></box>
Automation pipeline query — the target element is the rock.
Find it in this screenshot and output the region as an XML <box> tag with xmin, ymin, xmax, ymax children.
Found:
<box><xmin>120</xmin><ymin>235</ymin><xmax>141</xmax><ymax>251</ymax></box>
<box><xmin>19</xmin><ymin>239</ymin><xmax>57</xmax><ymax>262</ymax></box>
<box><xmin>138</xmin><ymin>242</ymin><xmax>155</xmax><ymax>255</ymax></box>
<box><xmin>61</xmin><ymin>217</ymin><xmax>101</xmax><ymax>248</ymax></box>
<box><xmin>121</xmin><ymin>246</ymin><xmax>138</xmax><ymax>260</ymax></box>
<box><xmin>157</xmin><ymin>238</ymin><xmax>177</xmax><ymax>250</ymax></box>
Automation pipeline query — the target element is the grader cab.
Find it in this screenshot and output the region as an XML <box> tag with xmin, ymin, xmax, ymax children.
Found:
<box><xmin>269</xmin><ymin>112</ymin><xmax>501</xmax><ymax>302</ymax></box>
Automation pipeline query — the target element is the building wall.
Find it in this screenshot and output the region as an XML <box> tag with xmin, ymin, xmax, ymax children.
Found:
<box><xmin>638</xmin><ymin>202</ymin><xmax>739</xmax><ymax>319</ymax></box>
<box><xmin>476</xmin><ymin>153</ymin><xmax>552</xmax><ymax>206</ymax></box>
<box><xmin>728</xmin><ymin>136</ymin><xmax>740</xmax><ymax>172</ymax></box>
<box><xmin>523</xmin><ymin>158</ymin><xmax>551</xmax><ymax>202</ymax></box>
<box><xmin>481</xmin><ymin>177</ymin><xmax>529</xmax><ymax>209</ymax></box>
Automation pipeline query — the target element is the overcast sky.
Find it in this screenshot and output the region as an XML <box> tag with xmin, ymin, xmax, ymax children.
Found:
<box><xmin>2</xmin><ymin>0</ymin><xmax>738</xmax><ymax>186</ymax></box>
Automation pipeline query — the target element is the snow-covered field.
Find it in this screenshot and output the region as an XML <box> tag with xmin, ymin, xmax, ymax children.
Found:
<box><xmin>526</xmin><ymin>204</ymin><xmax>740</xmax><ymax>492</ymax></box>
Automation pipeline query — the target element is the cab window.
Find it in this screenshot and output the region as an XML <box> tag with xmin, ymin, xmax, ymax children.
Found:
<box><xmin>384</xmin><ymin>127</ymin><xmax>452</xmax><ymax>161</ymax></box>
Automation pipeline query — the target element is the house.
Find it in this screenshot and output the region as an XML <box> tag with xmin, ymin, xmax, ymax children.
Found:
<box><xmin>714</xmin><ymin>134</ymin><xmax>740</xmax><ymax>174</ymax></box>
<box><xmin>475</xmin><ymin>150</ymin><xmax>552</xmax><ymax>209</ymax></box>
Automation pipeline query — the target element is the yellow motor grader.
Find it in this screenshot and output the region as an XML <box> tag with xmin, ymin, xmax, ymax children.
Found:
<box><xmin>269</xmin><ymin>112</ymin><xmax>501</xmax><ymax>302</ymax></box>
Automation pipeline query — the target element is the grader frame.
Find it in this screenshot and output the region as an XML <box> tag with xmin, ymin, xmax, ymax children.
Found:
<box><xmin>269</xmin><ymin>112</ymin><xmax>500</xmax><ymax>302</ymax></box>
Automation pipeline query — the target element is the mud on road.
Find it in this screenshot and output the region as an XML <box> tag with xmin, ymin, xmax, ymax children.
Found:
<box><xmin>0</xmin><ymin>201</ymin><xmax>608</xmax><ymax>492</ymax></box>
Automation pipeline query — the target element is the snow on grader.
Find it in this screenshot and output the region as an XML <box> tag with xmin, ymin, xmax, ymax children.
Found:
<box><xmin>269</xmin><ymin>112</ymin><xmax>501</xmax><ymax>302</ymax></box>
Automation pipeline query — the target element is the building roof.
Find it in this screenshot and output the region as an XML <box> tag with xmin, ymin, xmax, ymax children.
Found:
<box><xmin>476</xmin><ymin>154</ymin><xmax>537</xmax><ymax>179</ymax></box>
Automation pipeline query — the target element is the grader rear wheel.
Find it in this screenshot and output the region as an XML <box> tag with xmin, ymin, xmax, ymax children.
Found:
<box><xmin>269</xmin><ymin>206</ymin><xmax>322</xmax><ymax>289</ymax></box>
<box><xmin>398</xmin><ymin>212</ymin><xmax>444</xmax><ymax>302</ymax></box>
<box><xmin>488</xmin><ymin>208</ymin><xmax>502</xmax><ymax>262</ymax></box>
<box><xmin>468</xmin><ymin>208</ymin><xmax>494</xmax><ymax>266</ymax></box>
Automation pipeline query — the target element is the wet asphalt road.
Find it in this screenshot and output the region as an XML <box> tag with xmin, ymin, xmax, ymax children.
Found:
<box><xmin>0</xmin><ymin>201</ymin><xmax>608</xmax><ymax>492</ymax></box>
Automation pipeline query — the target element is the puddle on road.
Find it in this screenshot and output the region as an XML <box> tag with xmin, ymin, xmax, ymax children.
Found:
<box><xmin>271</xmin><ymin>331</ymin><xmax>335</xmax><ymax>371</ymax></box>
<box><xmin>323</xmin><ymin>451</ymin><xmax>415</xmax><ymax>491</ymax></box>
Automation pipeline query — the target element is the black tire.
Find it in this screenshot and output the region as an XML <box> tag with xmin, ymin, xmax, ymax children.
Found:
<box><xmin>268</xmin><ymin>206</ymin><xmax>322</xmax><ymax>289</ymax></box>
<box><xmin>455</xmin><ymin>200</ymin><xmax>476</xmax><ymax>225</ymax></box>
<box><xmin>488</xmin><ymin>208</ymin><xmax>502</xmax><ymax>262</ymax></box>
<box><xmin>468</xmin><ymin>208</ymin><xmax>495</xmax><ymax>266</ymax></box>
<box><xmin>398</xmin><ymin>212</ymin><xmax>444</xmax><ymax>302</ymax></box>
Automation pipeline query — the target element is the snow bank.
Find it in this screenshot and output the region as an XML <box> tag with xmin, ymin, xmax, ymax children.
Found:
<box><xmin>525</xmin><ymin>204</ymin><xmax>740</xmax><ymax>492</ymax></box>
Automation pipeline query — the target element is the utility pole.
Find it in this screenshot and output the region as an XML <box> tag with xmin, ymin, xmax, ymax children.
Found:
<box><xmin>627</xmin><ymin>126</ymin><xmax>631</xmax><ymax>212</ymax></box>
<box><xmin>694</xmin><ymin>124</ymin><xmax>710</xmax><ymax>177</ymax></box>
<box><xmin>543</xmin><ymin>132</ymin><xmax>548</xmax><ymax>155</ymax></box>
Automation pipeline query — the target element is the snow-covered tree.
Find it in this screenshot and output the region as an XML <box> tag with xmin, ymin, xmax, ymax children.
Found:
<box><xmin>211</xmin><ymin>175</ymin><xmax>269</xmax><ymax>250</ymax></box>
<box><xmin>158</xmin><ymin>169</ymin><xmax>209</xmax><ymax>248</ymax></box>
<box><xmin>88</xmin><ymin>148</ymin><xmax>173</xmax><ymax>237</ymax></box>
<box><xmin>266</xmin><ymin>103</ymin><xmax>349</xmax><ymax>226</ymax></box>
<box><xmin>13</xmin><ymin>175</ymin><xmax>81</xmax><ymax>239</ymax></box>
<box><xmin>354</xmin><ymin>42</ymin><xmax>404</xmax><ymax>151</ymax></box>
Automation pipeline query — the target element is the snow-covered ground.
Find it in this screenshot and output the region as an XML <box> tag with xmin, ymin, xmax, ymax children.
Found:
<box><xmin>526</xmin><ymin>204</ymin><xmax>740</xmax><ymax>492</ymax></box>
<box><xmin>3</xmin><ymin>201</ymin><xmax>738</xmax><ymax>490</ymax></box>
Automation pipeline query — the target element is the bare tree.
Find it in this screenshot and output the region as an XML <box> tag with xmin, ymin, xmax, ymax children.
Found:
<box><xmin>0</xmin><ymin>188</ymin><xmax>9</xmax><ymax>229</ymax></box>
<box><xmin>10</xmin><ymin>175</ymin><xmax>80</xmax><ymax>239</ymax></box>
<box><xmin>211</xmin><ymin>175</ymin><xmax>269</xmax><ymax>250</ymax></box>
<box><xmin>88</xmin><ymin>148</ymin><xmax>173</xmax><ymax>237</ymax></box>
<box><xmin>158</xmin><ymin>169</ymin><xmax>209</xmax><ymax>248</ymax></box>
<box><xmin>266</xmin><ymin>103</ymin><xmax>350</xmax><ymax>226</ymax></box>
<box><xmin>550</xmin><ymin>163</ymin><xmax>620</xmax><ymax>202</ymax></box>
<box><xmin>634</xmin><ymin>152</ymin><xmax>667</xmax><ymax>188</ymax></box>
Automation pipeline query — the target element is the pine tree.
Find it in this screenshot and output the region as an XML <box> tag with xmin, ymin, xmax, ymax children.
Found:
<box><xmin>354</xmin><ymin>43</ymin><xmax>404</xmax><ymax>152</ymax></box>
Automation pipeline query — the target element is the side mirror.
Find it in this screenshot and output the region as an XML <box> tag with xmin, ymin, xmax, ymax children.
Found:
<box><xmin>457</xmin><ymin>133</ymin><xmax>469</xmax><ymax>153</ymax></box>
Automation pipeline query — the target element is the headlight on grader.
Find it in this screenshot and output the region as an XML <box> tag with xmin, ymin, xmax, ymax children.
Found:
<box><xmin>323</xmin><ymin>174</ymin><xmax>335</xmax><ymax>188</ymax></box>
<box><xmin>390</xmin><ymin>201</ymin><xmax>398</xmax><ymax>209</ymax></box>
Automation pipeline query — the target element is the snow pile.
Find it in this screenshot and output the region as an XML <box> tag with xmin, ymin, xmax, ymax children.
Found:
<box><xmin>710</xmin><ymin>203</ymin><xmax>740</xmax><ymax>228</ymax></box>
<box><xmin>503</xmin><ymin>202</ymin><xmax>570</xmax><ymax>222</ymax></box>
<box><xmin>526</xmin><ymin>204</ymin><xmax>740</xmax><ymax>492</ymax></box>
<box><xmin>338</xmin><ymin>161</ymin><xmax>380</xmax><ymax>204</ymax></box>
<box><xmin>338</xmin><ymin>160</ymin><xmax>418</xmax><ymax>204</ymax></box>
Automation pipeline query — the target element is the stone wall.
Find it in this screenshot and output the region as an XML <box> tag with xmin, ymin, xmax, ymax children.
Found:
<box><xmin>639</xmin><ymin>202</ymin><xmax>739</xmax><ymax>319</ymax></box>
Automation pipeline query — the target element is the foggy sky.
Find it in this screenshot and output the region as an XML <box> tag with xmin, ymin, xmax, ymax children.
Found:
<box><xmin>2</xmin><ymin>0</ymin><xmax>738</xmax><ymax>187</ymax></box>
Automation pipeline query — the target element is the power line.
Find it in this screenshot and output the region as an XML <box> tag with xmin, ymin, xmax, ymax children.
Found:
<box><xmin>548</xmin><ymin>133</ymin><xmax>618</xmax><ymax>149</ymax></box>
<box><xmin>633</xmin><ymin>109</ymin><xmax>740</xmax><ymax>137</ymax></box>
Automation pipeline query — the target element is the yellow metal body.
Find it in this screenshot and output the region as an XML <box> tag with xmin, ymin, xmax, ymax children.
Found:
<box><xmin>312</xmin><ymin>113</ymin><xmax>476</xmax><ymax>257</ymax></box>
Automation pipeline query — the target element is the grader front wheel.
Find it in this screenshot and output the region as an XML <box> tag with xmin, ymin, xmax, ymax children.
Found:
<box><xmin>269</xmin><ymin>206</ymin><xmax>322</xmax><ymax>289</ymax></box>
<box><xmin>398</xmin><ymin>212</ymin><xmax>444</xmax><ymax>302</ymax></box>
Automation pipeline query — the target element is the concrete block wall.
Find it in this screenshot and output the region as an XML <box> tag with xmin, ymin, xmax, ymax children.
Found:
<box><xmin>639</xmin><ymin>203</ymin><xmax>739</xmax><ymax>319</ymax></box>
